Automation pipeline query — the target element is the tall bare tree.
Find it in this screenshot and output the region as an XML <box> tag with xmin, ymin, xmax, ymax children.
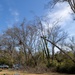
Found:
<box><xmin>47</xmin><ymin>25</ymin><xmax>68</xmax><ymax>61</ymax></box>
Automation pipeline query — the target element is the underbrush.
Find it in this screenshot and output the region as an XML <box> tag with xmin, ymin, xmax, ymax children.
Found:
<box><xmin>56</xmin><ymin>59</ymin><xmax>75</xmax><ymax>74</ymax></box>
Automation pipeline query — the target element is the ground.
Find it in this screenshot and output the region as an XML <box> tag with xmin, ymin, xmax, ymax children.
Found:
<box><xmin>0</xmin><ymin>69</ymin><xmax>74</xmax><ymax>75</ymax></box>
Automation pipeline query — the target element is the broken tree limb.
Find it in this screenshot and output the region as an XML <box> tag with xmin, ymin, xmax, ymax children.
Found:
<box><xmin>41</xmin><ymin>36</ymin><xmax>75</xmax><ymax>63</ymax></box>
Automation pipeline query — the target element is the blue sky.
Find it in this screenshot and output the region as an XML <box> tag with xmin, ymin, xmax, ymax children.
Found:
<box><xmin>44</xmin><ymin>1</ymin><xmax>75</xmax><ymax>36</ymax></box>
<box><xmin>0</xmin><ymin>0</ymin><xmax>75</xmax><ymax>37</ymax></box>
<box><xmin>0</xmin><ymin>0</ymin><xmax>49</xmax><ymax>32</ymax></box>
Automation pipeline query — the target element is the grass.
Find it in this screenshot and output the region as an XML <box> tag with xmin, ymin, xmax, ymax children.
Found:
<box><xmin>0</xmin><ymin>69</ymin><xmax>75</xmax><ymax>75</ymax></box>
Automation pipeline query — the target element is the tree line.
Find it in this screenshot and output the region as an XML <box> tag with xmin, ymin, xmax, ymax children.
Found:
<box><xmin>0</xmin><ymin>0</ymin><xmax>75</xmax><ymax>73</ymax></box>
<box><xmin>0</xmin><ymin>18</ymin><xmax>75</xmax><ymax>73</ymax></box>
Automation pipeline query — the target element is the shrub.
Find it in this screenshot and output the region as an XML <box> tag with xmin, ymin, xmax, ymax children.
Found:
<box><xmin>56</xmin><ymin>59</ymin><xmax>75</xmax><ymax>74</ymax></box>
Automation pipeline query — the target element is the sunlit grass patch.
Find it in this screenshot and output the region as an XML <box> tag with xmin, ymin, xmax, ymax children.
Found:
<box><xmin>0</xmin><ymin>69</ymin><xmax>74</xmax><ymax>75</ymax></box>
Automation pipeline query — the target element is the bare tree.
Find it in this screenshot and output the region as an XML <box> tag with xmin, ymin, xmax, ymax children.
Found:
<box><xmin>46</xmin><ymin>25</ymin><xmax>68</xmax><ymax>61</ymax></box>
<box><xmin>65</xmin><ymin>36</ymin><xmax>75</xmax><ymax>58</ymax></box>
<box><xmin>0</xmin><ymin>28</ymin><xmax>18</xmax><ymax>66</ymax></box>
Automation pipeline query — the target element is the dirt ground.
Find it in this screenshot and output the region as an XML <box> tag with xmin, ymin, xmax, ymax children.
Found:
<box><xmin>0</xmin><ymin>69</ymin><xmax>74</xmax><ymax>75</ymax></box>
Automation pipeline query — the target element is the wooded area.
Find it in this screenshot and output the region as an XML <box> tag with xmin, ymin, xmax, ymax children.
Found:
<box><xmin>0</xmin><ymin>0</ymin><xmax>75</xmax><ymax>74</ymax></box>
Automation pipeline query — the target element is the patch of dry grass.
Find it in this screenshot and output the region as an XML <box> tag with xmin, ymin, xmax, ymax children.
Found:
<box><xmin>0</xmin><ymin>69</ymin><xmax>74</xmax><ymax>75</ymax></box>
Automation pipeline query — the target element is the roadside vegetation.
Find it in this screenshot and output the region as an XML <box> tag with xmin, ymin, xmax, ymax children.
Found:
<box><xmin>0</xmin><ymin>0</ymin><xmax>75</xmax><ymax>74</ymax></box>
<box><xmin>0</xmin><ymin>20</ymin><xmax>75</xmax><ymax>74</ymax></box>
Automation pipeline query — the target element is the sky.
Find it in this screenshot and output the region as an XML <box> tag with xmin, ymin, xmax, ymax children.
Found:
<box><xmin>0</xmin><ymin>0</ymin><xmax>49</xmax><ymax>32</ymax></box>
<box><xmin>44</xmin><ymin>1</ymin><xmax>75</xmax><ymax>36</ymax></box>
<box><xmin>0</xmin><ymin>0</ymin><xmax>75</xmax><ymax>36</ymax></box>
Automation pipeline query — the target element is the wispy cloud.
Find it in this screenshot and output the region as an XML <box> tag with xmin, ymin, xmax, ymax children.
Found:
<box><xmin>44</xmin><ymin>1</ymin><xmax>75</xmax><ymax>36</ymax></box>
<box><xmin>13</xmin><ymin>11</ymin><xmax>19</xmax><ymax>22</ymax></box>
<box><xmin>9</xmin><ymin>8</ymin><xmax>20</xmax><ymax>22</ymax></box>
<box><xmin>45</xmin><ymin>2</ymin><xmax>72</xmax><ymax>25</ymax></box>
<box><xmin>11</xmin><ymin>10</ymin><xmax>19</xmax><ymax>16</ymax></box>
<box><xmin>6</xmin><ymin>9</ymin><xmax>20</xmax><ymax>28</ymax></box>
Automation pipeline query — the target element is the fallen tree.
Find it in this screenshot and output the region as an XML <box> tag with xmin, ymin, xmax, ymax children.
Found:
<box><xmin>41</xmin><ymin>36</ymin><xmax>75</xmax><ymax>63</ymax></box>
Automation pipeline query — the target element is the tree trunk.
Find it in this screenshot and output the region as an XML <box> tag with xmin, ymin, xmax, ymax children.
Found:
<box><xmin>52</xmin><ymin>45</ymin><xmax>55</xmax><ymax>62</ymax></box>
<box><xmin>43</xmin><ymin>37</ymin><xmax>50</xmax><ymax>67</ymax></box>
